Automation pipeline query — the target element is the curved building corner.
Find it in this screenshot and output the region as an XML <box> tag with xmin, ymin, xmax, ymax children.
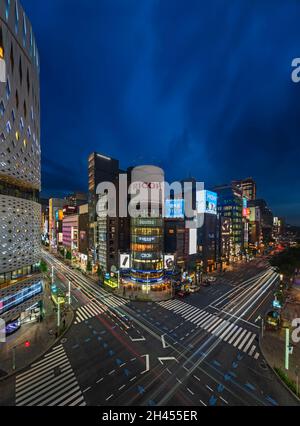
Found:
<box><xmin>0</xmin><ymin>1</ymin><xmax>42</xmax><ymax>332</ymax></box>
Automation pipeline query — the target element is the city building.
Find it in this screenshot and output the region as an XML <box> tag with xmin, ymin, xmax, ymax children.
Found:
<box><xmin>128</xmin><ymin>166</ymin><xmax>169</xmax><ymax>296</ymax></box>
<box><xmin>62</xmin><ymin>214</ymin><xmax>78</xmax><ymax>253</ymax></box>
<box><xmin>40</xmin><ymin>197</ymin><xmax>49</xmax><ymax>245</ymax></box>
<box><xmin>78</xmin><ymin>204</ymin><xmax>89</xmax><ymax>268</ymax></box>
<box><xmin>248</xmin><ymin>199</ymin><xmax>273</xmax><ymax>245</ymax></box>
<box><xmin>214</xmin><ymin>184</ymin><xmax>244</xmax><ymax>262</ymax></box>
<box><xmin>49</xmin><ymin>198</ymin><xmax>65</xmax><ymax>249</ymax></box>
<box><xmin>0</xmin><ymin>1</ymin><xmax>41</xmax><ymax>332</ymax></box>
<box><xmin>64</xmin><ymin>191</ymin><xmax>87</xmax><ymax>208</ymax></box>
<box><xmin>88</xmin><ymin>152</ymin><xmax>120</xmax><ymax>266</ymax></box>
<box><xmin>232</xmin><ymin>177</ymin><xmax>257</xmax><ymax>201</ymax></box>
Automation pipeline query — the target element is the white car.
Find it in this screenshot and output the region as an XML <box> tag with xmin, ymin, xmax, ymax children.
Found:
<box><xmin>189</xmin><ymin>285</ymin><xmax>200</xmax><ymax>293</ymax></box>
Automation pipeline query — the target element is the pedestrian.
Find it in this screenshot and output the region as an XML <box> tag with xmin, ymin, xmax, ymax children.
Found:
<box><xmin>63</xmin><ymin>319</ymin><xmax>66</xmax><ymax>328</ymax></box>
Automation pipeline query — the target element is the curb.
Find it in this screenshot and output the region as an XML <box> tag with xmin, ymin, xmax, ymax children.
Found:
<box><xmin>259</xmin><ymin>334</ymin><xmax>300</xmax><ymax>404</ymax></box>
<box><xmin>0</xmin><ymin>308</ymin><xmax>75</xmax><ymax>383</ymax></box>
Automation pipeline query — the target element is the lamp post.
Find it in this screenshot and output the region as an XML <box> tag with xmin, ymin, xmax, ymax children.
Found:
<box><xmin>285</xmin><ymin>328</ymin><xmax>290</xmax><ymax>371</ymax></box>
<box><xmin>68</xmin><ymin>281</ymin><xmax>71</xmax><ymax>305</ymax></box>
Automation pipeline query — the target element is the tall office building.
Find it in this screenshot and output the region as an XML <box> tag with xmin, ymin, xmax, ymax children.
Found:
<box><xmin>130</xmin><ymin>166</ymin><xmax>166</xmax><ymax>292</ymax></box>
<box><xmin>0</xmin><ymin>1</ymin><xmax>41</xmax><ymax>331</ymax></box>
<box><xmin>88</xmin><ymin>152</ymin><xmax>130</xmax><ymax>271</ymax></box>
<box><xmin>214</xmin><ymin>184</ymin><xmax>243</xmax><ymax>261</ymax></box>
<box><xmin>232</xmin><ymin>178</ymin><xmax>257</xmax><ymax>201</ymax></box>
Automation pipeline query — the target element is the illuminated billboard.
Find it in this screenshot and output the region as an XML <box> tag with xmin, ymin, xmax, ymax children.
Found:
<box><xmin>165</xmin><ymin>199</ymin><xmax>184</xmax><ymax>218</ymax></box>
<box><xmin>164</xmin><ymin>255</ymin><xmax>175</xmax><ymax>270</ymax></box>
<box><xmin>119</xmin><ymin>253</ymin><xmax>131</xmax><ymax>269</ymax></box>
<box><xmin>197</xmin><ymin>191</ymin><xmax>217</xmax><ymax>215</ymax></box>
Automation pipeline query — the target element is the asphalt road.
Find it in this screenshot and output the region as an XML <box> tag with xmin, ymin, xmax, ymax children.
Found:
<box><xmin>0</xmin><ymin>253</ymin><xmax>298</xmax><ymax>407</ymax></box>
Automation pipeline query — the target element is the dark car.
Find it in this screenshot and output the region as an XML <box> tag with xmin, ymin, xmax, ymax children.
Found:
<box><xmin>177</xmin><ymin>290</ymin><xmax>190</xmax><ymax>298</ymax></box>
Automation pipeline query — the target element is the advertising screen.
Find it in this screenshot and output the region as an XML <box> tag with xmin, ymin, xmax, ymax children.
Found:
<box><xmin>197</xmin><ymin>191</ymin><xmax>217</xmax><ymax>215</ymax></box>
<box><xmin>119</xmin><ymin>253</ymin><xmax>131</xmax><ymax>269</ymax></box>
<box><xmin>164</xmin><ymin>255</ymin><xmax>175</xmax><ymax>270</ymax></box>
<box><xmin>165</xmin><ymin>199</ymin><xmax>184</xmax><ymax>218</ymax></box>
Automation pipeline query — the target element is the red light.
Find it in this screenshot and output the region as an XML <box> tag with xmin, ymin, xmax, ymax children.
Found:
<box><xmin>25</xmin><ymin>340</ymin><xmax>30</xmax><ymax>348</ymax></box>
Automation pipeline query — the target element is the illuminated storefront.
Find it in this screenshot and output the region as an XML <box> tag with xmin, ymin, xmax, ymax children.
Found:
<box><xmin>128</xmin><ymin>166</ymin><xmax>170</xmax><ymax>299</ymax></box>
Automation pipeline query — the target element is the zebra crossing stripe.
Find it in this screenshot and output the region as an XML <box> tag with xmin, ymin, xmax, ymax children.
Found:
<box><xmin>249</xmin><ymin>345</ymin><xmax>256</xmax><ymax>356</ymax></box>
<box><xmin>238</xmin><ymin>331</ymin><xmax>252</xmax><ymax>351</ymax></box>
<box><xmin>228</xmin><ymin>327</ymin><xmax>242</xmax><ymax>344</ymax></box>
<box><xmin>15</xmin><ymin>346</ymin><xmax>85</xmax><ymax>406</ymax></box>
<box><xmin>243</xmin><ymin>334</ymin><xmax>256</xmax><ymax>353</ymax></box>
<box><xmin>158</xmin><ymin>300</ymin><xmax>260</xmax><ymax>359</ymax></box>
<box><xmin>233</xmin><ymin>329</ymin><xmax>248</xmax><ymax>347</ymax></box>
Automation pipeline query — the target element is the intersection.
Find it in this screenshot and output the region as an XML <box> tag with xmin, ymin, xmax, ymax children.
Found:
<box><xmin>0</xmin><ymin>252</ymin><xmax>298</xmax><ymax>407</ymax></box>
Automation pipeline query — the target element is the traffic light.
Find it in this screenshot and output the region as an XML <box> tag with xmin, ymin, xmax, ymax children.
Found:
<box><xmin>24</xmin><ymin>340</ymin><xmax>31</xmax><ymax>348</ymax></box>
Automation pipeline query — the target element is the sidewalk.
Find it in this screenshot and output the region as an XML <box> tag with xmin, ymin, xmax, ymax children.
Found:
<box><xmin>260</xmin><ymin>285</ymin><xmax>300</xmax><ymax>399</ymax></box>
<box><xmin>0</xmin><ymin>286</ymin><xmax>74</xmax><ymax>380</ymax></box>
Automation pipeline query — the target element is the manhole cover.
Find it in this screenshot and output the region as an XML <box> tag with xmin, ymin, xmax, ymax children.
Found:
<box><xmin>260</xmin><ymin>362</ymin><xmax>268</xmax><ymax>370</ymax></box>
<box><xmin>61</xmin><ymin>338</ymin><xmax>67</xmax><ymax>344</ymax></box>
<box><xmin>53</xmin><ymin>367</ymin><xmax>62</xmax><ymax>377</ymax></box>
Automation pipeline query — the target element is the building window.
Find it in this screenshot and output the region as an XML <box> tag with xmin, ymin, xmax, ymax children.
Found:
<box><xmin>10</xmin><ymin>44</ymin><xmax>14</xmax><ymax>72</ymax></box>
<box><xmin>5</xmin><ymin>0</ymin><xmax>11</xmax><ymax>21</ymax></box>
<box><xmin>0</xmin><ymin>100</ymin><xmax>5</xmax><ymax>117</ymax></box>
<box><xmin>15</xmin><ymin>0</ymin><xmax>19</xmax><ymax>34</ymax></box>
<box><xmin>22</xmin><ymin>13</ymin><xmax>27</xmax><ymax>47</ymax></box>
<box><xmin>6</xmin><ymin>77</ymin><xmax>11</xmax><ymax>100</ymax></box>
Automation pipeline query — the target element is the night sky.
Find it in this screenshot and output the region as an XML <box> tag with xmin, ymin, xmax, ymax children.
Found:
<box><xmin>22</xmin><ymin>0</ymin><xmax>300</xmax><ymax>224</ymax></box>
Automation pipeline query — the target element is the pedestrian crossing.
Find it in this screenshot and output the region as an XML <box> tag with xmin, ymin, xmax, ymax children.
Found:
<box><xmin>159</xmin><ymin>299</ymin><xmax>260</xmax><ymax>360</ymax></box>
<box><xmin>74</xmin><ymin>296</ymin><xmax>128</xmax><ymax>325</ymax></box>
<box><xmin>15</xmin><ymin>345</ymin><xmax>85</xmax><ymax>406</ymax></box>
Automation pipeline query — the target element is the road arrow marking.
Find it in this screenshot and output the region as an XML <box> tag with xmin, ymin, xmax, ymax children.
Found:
<box><xmin>255</xmin><ymin>315</ymin><xmax>262</xmax><ymax>323</ymax></box>
<box><xmin>130</xmin><ymin>336</ymin><xmax>146</xmax><ymax>342</ymax></box>
<box><xmin>161</xmin><ymin>334</ymin><xmax>169</xmax><ymax>349</ymax></box>
<box><xmin>158</xmin><ymin>357</ymin><xmax>179</xmax><ymax>365</ymax></box>
<box><xmin>141</xmin><ymin>354</ymin><xmax>150</xmax><ymax>374</ymax></box>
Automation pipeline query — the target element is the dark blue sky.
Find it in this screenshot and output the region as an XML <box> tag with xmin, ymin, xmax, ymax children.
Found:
<box><xmin>23</xmin><ymin>0</ymin><xmax>300</xmax><ymax>224</ymax></box>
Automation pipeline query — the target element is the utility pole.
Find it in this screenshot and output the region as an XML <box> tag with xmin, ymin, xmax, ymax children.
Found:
<box><xmin>51</xmin><ymin>265</ymin><xmax>54</xmax><ymax>284</ymax></box>
<box><xmin>57</xmin><ymin>301</ymin><xmax>61</xmax><ymax>329</ymax></box>
<box><xmin>285</xmin><ymin>328</ymin><xmax>290</xmax><ymax>370</ymax></box>
<box><xmin>68</xmin><ymin>281</ymin><xmax>71</xmax><ymax>305</ymax></box>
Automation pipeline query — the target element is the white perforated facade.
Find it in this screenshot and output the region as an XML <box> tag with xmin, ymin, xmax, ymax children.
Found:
<box><xmin>0</xmin><ymin>1</ymin><xmax>41</xmax><ymax>324</ymax></box>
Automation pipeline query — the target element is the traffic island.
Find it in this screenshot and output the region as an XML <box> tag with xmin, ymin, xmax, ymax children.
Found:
<box><xmin>0</xmin><ymin>288</ymin><xmax>74</xmax><ymax>381</ymax></box>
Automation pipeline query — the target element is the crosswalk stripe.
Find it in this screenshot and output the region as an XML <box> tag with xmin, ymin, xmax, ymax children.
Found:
<box><xmin>223</xmin><ymin>325</ymin><xmax>238</xmax><ymax>342</ymax></box>
<box><xmin>15</xmin><ymin>346</ymin><xmax>85</xmax><ymax>407</ymax></box>
<box><xmin>243</xmin><ymin>334</ymin><xmax>256</xmax><ymax>353</ymax></box>
<box><xmin>157</xmin><ymin>299</ymin><xmax>261</xmax><ymax>359</ymax></box>
<box><xmin>19</xmin><ymin>375</ymin><xmax>77</xmax><ymax>406</ymax></box>
<box><xmin>43</xmin><ymin>345</ymin><xmax>63</xmax><ymax>358</ymax></box>
<box><xmin>76</xmin><ymin>310</ymin><xmax>85</xmax><ymax>322</ymax></box>
<box><xmin>249</xmin><ymin>345</ymin><xmax>256</xmax><ymax>356</ymax></box>
<box><xmin>233</xmin><ymin>329</ymin><xmax>248</xmax><ymax>347</ymax></box>
<box><xmin>55</xmin><ymin>389</ymin><xmax>83</xmax><ymax>406</ymax></box>
<box><xmin>238</xmin><ymin>331</ymin><xmax>252</xmax><ymax>350</ymax></box>
<box><xmin>254</xmin><ymin>352</ymin><xmax>260</xmax><ymax>360</ymax></box>
<box><xmin>16</xmin><ymin>353</ymin><xmax>68</xmax><ymax>384</ymax></box>
<box><xmin>16</xmin><ymin>369</ymin><xmax>73</xmax><ymax>401</ymax></box>
<box><xmin>191</xmin><ymin>311</ymin><xmax>209</xmax><ymax>324</ymax></box>
<box><xmin>197</xmin><ymin>313</ymin><xmax>213</xmax><ymax>327</ymax></box>
<box><xmin>228</xmin><ymin>327</ymin><xmax>243</xmax><ymax>345</ymax></box>
<box><xmin>187</xmin><ymin>311</ymin><xmax>205</xmax><ymax>322</ymax></box>
<box><xmin>219</xmin><ymin>321</ymin><xmax>234</xmax><ymax>340</ymax></box>
<box><xmin>84</xmin><ymin>304</ymin><xmax>99</xmax><ymax>317</ymax></box>
<box><xmin>199</xmin><ymin>314</ymin><xmax>215</xmax><ymax>329</ymax></box>
<box><xmin>16</xmin><ymin>360</ymin><xmax>70</xmax><ymax>390</ymax></box>
<box><xmin>36</xmin><ymin>381</ymin><xmax>81</xmax><ymax>406</ymax></box>
<box><xmin>206</xmin><ymin>318</ymin><xmax>223</xmax><ymax>333</ymax></box>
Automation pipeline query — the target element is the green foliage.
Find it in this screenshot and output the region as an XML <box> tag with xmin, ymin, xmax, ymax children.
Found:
<box><xmin>86</xmin><ymin>260</ymin><xmax>92</xmax><ymax>272</ymax></box>
<box><xmin>97</xmin><ymin>265</ymin><xmax>104</xmax><ymax>281</ymax></box>
<box><xmin>65</xmin><ymin>250</ymin><xmax>72</xmax><ymax>260</ymax></box>
<box><xmin>274</xmin><ymin>367</ymin><xmax>299</xmax><ymax>397</ymax></box>
<box><xmin>39</xmin><ymin>260</ymin><xmax>48</xmax><ymax>273</ymax></box>
<box><xmin>270</xmin><ymin>247</ymin><xmax>300</xmax><ymax>277</ymax></box>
